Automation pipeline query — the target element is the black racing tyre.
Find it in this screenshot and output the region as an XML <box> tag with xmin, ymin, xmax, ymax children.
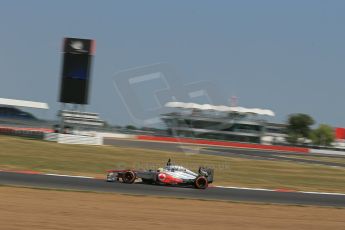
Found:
<box><xmin>122</xmin><ymin>171</ymin><xmax>136</xmax><ymax>184</ymax></box>
<box><xmin>194</xmin><ymin>176</ymin><xmax>208</xmax><ymax>189</ymax></box>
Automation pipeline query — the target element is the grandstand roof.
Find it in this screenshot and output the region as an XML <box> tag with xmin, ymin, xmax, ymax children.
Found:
<box><xmin>0</xmin><ymin>98</ymin><xmax>49</xmax><ymax>109</ymax></box>
<box><xmin>165</xmin><ymin>101</ymin><xmax>275</xmax><ymax>116</ymax></box>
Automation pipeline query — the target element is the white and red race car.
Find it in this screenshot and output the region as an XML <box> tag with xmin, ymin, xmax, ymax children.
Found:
<box><xmin>106</xmin><ymin>159</ymin><xmax>214</xmax><ymax>189</ymax></box>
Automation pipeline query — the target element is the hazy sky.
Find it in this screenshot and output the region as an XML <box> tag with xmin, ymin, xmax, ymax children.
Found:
<box><xmin>0</xmin><ymin>0</ymin><xmax>345</xmax><ymax>127</ymax></box>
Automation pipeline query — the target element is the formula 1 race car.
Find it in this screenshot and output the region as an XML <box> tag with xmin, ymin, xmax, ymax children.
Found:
<box><xmin>106</xmin><ymin>159</ymin><xmax>214</xmax><ymax>189</ymax></box>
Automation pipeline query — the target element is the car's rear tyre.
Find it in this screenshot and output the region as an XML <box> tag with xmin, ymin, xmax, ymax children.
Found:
<box><xmin>122</xmin><ymin>171</ymin><xmax>136</xmax><ymax>184</ymax></box>
<box><xmin>194</xmin><ymin>176</ymin><xmax>208</xmax><ymax>189</ymax></box>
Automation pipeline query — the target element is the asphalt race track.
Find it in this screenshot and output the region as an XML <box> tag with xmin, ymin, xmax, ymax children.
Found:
<box><xmin>0</xmin><ymin>171</ymin><xmax>344</xmax><ymax>207</ymax></box>
<box><xmin>104</xmin><ymin>138</ymin><xmax>345</xmax><ymax>168</ymax></box>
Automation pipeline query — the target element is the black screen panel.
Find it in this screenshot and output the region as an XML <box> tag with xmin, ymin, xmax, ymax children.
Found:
<box><xmin>63</xmin><ymin>53</ymin><xmax>90</xmax><ymax>80</ymax></box>
<box><xmin>59</xmin><ymin>37</ymin><xmax>94</xmax><ymax>104</ymax></box>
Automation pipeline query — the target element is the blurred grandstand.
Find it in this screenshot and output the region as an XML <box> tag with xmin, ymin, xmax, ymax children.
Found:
<box><xmin>162</xmin><ymin>101</ymin><xmax>285</xmax><ymax>144</ymax></box>
<box><xmin>0</xmin><ymin>98</ymin><xmax>53</xmax><ymax>138</ymax></box>
<box><xmin>0</xmin><ymin>97</ymin><xmax>157</xmax><ymax>137</ymax></box>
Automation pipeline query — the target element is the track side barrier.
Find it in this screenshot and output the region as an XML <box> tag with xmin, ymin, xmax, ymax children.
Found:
<box><xmin>0</xmin><ymin>126</ymin><xmax>53</xmax><ymax>139</ymax></box>
<box><xmin>137</xmin><ymin>135</ymin><xmax>310</xmax><ymax>153</ymax></box>
<box><xmin>310</xmin><ymin>149</ymin><xmax>345</xmax><ymax>156</ymax></box>
<box><xmin>0</xmin><ymin>126</ymin><xmax>53</xmax><ymax>133</ymax></box>
<box><xmin>57</xmin><ymin>134</ymin><xmax>103</xmax><ymax>145</ymax></box>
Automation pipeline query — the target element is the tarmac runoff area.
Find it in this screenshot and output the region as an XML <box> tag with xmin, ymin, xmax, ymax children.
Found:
<box><xmin>0</xmin><ymin>171</ymin><xmax>344</xmax><ymax>207</ymax></box>
<box><xmin>103</xmin><ymin>138</ymin><xmax>345</xmax><ymax>168</ymax></box>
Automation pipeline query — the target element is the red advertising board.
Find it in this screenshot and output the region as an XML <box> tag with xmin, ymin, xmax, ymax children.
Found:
<box><xmin>335</xmin><ymin>128</ymin><xmax>345</xmax><ymax>140</ymax></box>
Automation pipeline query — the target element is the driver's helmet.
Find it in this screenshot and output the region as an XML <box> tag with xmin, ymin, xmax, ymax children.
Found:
<box><xmin>166</xmin><ymin>165</ymin><xmax>185</xmax><ymax>172</ymax></box>
<box><xmin>157</xmin><ymin>167</ymin><xmax>164</xmax><ymax>172</ymax></box>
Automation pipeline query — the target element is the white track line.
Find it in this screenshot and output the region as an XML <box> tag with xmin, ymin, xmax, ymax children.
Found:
<box><xmin>215</xmin><ymin>185</ymin><xmax>274</xmax><ymax>192</ymax></box>
<box><xmin>296</xmin><ymin>191</ymin><xmax>345</xmax><ymax>196</ymax></box>
<box><xmin>44</xmin><ymin>173</ymin><xmax>94</xmax><ymax>179</ymax></box>
<box><xmin>215</xmin><ymin>185</ymin><xmax>345</xmax><ymax>196</ymax></box>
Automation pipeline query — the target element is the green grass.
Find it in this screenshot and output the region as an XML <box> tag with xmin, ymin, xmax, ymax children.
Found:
<box><xmin>0</xmin><ymin>135</ymin><xmax>344</xmax><ymax>193</ymax></box>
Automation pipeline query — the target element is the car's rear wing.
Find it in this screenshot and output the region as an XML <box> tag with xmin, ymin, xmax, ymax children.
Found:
<box><xmin>199</xmin><ymin>167</ymin><xmax>214</xmax><ymax>183</ymax></box>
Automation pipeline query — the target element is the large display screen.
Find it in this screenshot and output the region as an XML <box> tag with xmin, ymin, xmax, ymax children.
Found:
<box><xmin>59</xmin><ymin>37</ymin><xmax>94</xmax><ymax>104</ymax></box>
<box><xmin>62</xmin><ymin>53</ymin><xmax>90</xmax><ymax>80</ymax></box>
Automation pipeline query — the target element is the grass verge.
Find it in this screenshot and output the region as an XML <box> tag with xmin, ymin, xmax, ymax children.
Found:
<box><xmin>0</xmin><ymin>135</ymin><xmax>344</xmax><ymax>193</ymax></box>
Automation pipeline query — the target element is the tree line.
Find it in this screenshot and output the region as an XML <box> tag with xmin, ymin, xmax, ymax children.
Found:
<box><xmin>287</xmin><ymin>113</ymin><xmax>335</xmax><ymax>146</ymax></box>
